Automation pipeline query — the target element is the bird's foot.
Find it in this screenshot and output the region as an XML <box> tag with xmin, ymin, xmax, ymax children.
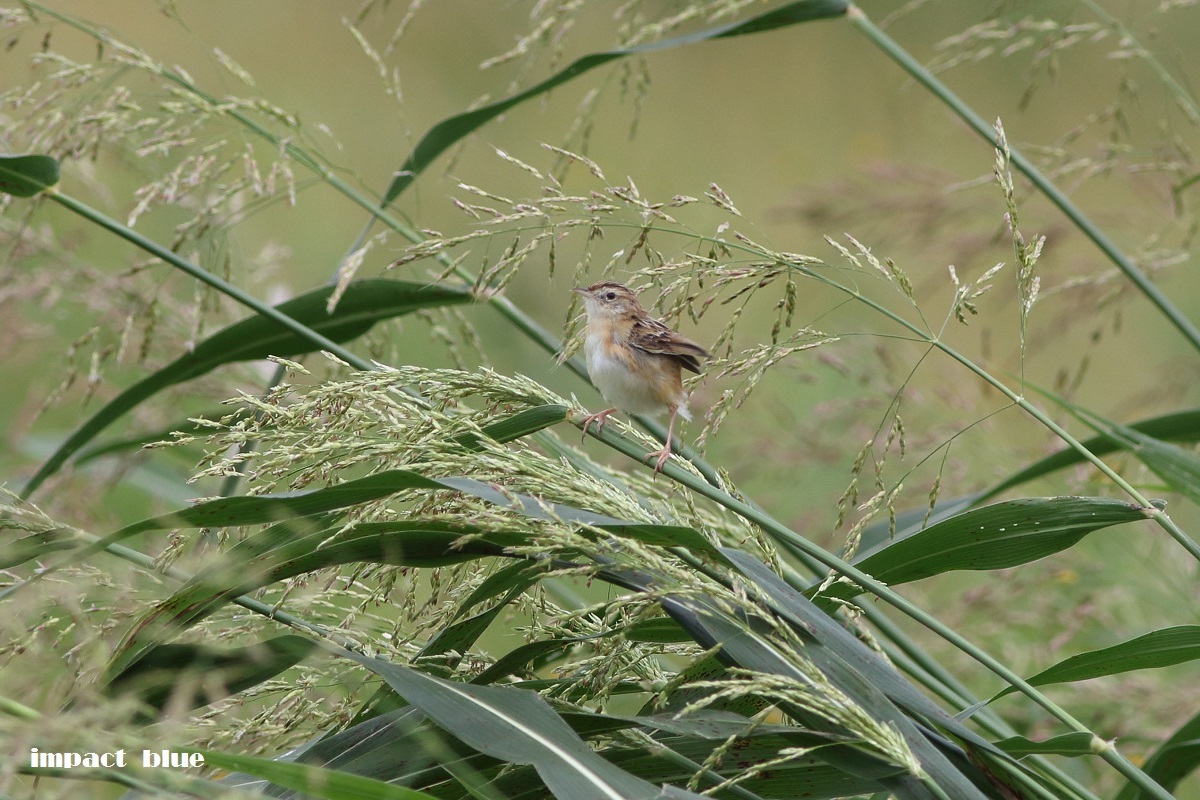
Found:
<box><xmin>644</xmin><ymin>445</ymin><xmax>672</xmax><ymax>476</ymax></box>
<box><xmin>580</xmin><ymin>408</ymin><xmax>618</xmax><ymax>440</ymax></box>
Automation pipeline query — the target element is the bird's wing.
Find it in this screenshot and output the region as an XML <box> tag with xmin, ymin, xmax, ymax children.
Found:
<box><xmin>629</xmin><ymin>316</ymin><xmax>709</xmax><ymax>374</ymax></box>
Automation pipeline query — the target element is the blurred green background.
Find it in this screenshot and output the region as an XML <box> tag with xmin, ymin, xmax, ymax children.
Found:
<box><xmin>3</xmin><ymin>0</ymin><xmax>1200</xmax><ymax>794</ymax></box>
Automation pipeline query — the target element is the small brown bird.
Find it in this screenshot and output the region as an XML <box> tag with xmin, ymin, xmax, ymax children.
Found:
<box><xmin>572</xmin><ymin>281</ymin><xmax>709</xmax><ymax>473</ymax></box>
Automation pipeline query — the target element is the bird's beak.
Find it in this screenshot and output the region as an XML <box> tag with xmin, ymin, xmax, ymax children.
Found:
<box><xmin>571</xmin><ymin>287</ymin><xmax>588</xmax><ymax>296</ymax></box>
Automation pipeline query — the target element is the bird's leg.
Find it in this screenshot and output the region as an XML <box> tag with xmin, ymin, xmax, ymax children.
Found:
<box><xmin>580</xmin><ymin>407</ymin><xmax>618</xmax><ymax>440</ymax></box>
<box><xmin>645</xmin><ymin>407</ymin><xmax>678</xmax><ymax>475</ymax></box>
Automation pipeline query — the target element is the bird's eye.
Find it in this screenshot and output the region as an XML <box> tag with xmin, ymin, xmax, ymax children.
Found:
<box><xmin>604</xmin><ymin>291</ymin><xmax>617</xmax><ymax>301</ymax></box>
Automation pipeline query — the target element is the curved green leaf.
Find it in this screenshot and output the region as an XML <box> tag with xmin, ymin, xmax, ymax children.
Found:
<box><xmin>660</xmin><ymin>593</ymin><xmax>973</xmax><ymax>800</ymax></box>
<box><xmin>614</xmin><ymin>555</ymin><xmax>992</xmax><ymax>800</ymax></box>
<box><xmin>23</xmin><ymin>279</ymin><xmax>471</xmax><ymax>497</ymax></box>
<box><xmin>105</xmin><ymin>518</ymin><xmax>523</xmax><ymax>682</ymax></box>
<box><xmin>380</xmin><ymin>0</ymin><xmax>848</xmax><ymax>208</ymax></box>
<box><xmin>229</xmin><ymin>706</ymin><xmax>491</xmax><ymax>793</ymax></box>
<box><xmin>452</xmin><ymin>561</ymin><xmax>548</xmax><ymax>621</ymax></box>
<box><xmin>857</xmin><ymin>494</ymin><xmax>979</xmax><ymax>559</ymax></box>
<box><xmin>646</xmin><ymin>653</ymin><xmax>762</xmax><ymax>717</ymax></box>
<box><xmin>3</xmin><ymin>469</ymin><xmax>446</xmax><ymax>594</ymax></box>
<box><xmin>106</xmin><ymin>635</ymin><xmax>317</xmax><ymax>719</ymax></box>
<box><xmin>0</xmin><ymin>153</ymin><xmax>59</xmax><ymax>196</ymax></box>
<box><xmin>995</xmin><ymin>626</ymin><xmax>1200</xmax><ymax>702</ymax></box>
<box><xmin>1074</xmin><ymin>412</ymin><xmax>1200</xmax><ymax>506</ymax></box>
<box><xmin>202</xmin><ymin>748</ymin><xmax>439</xmax><ymax>800</ymax></box>
<box><xmin>0</xmin><ymin>526</ymin><xmax>78</xmax><ymax>569</ymax></box>
<box><xmin>486</xmin><ymin>736</ymin><xmax>881</xmax><ymax>800</ymax></box>
<box><xmin>243</xmin><ymin>704</ymin><xmax>863</xmax><ymax>799</ymax></box>
<box><xmin>981</xmin><ymin>409</ymin><xmax>1200</xmax><ymax>501</ymax></box>
<box><xmin>73</xmin><ymin>410</ymin><xmax>243</xmax><ymax>465</ymax></box>
<box><xmin>340</xmin><ymin>651</ymin><xmax>709</xmax><ymax>800</ymax></box>
<box><xmin>453</xmin><ymin>404</ymin><xmax>568</xmax><ymax>451</ymax></box>
<box><xmin>873</xmin><ymin>409</ymin><xmax>1200</xmax><ymax>546</ymax></box>
<box><xmin>472</xmin><ymin>637</ymin><xmax>592</xmax><ymax>687</ymax></box>
<box><xmin>827</xmin><ymin>497</ymin><xmax>1158</xmax><ymax>598</ymax></box>
<box><xmin>992</xmin><ymin>733</ymin><xmax>1097</xmax><ymax>758</ymax></box>
<box><xmin>473</xmin><ymin>616</ymin><xmax>690</xmax><ymax>686</ymax></box>
<box><xmin>418</xmin><ymin>580</ymin><xmax>535</xmax><ymax>668</ymax></box>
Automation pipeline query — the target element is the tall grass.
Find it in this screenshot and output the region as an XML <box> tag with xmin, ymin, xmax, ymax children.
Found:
<box><xmin>2</xmin><ymin>2</ymin><xmax>1199</xmax><ymax>799</ymax></box>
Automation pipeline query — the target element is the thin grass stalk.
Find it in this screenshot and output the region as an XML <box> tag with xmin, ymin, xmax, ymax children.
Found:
<box><xmin>845</xmin><ymin>3</ymin><xmax>1200</xmax><ymax>355</ymax></box>
<box><xmin>872</xmin><ymin>652</ymin><xmax>1074</xmax><ymax>800</ymax></box>
<box><xmin>0</xmin><ymin>694</ymin><xmax>41</xmax><ymax>720</ymax></box>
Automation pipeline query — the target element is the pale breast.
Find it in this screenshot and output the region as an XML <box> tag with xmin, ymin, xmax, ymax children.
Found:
<box><xmin>584</xmin><ymin>336</ymin><xmax>690</xmax><ymax>419</ymax></box>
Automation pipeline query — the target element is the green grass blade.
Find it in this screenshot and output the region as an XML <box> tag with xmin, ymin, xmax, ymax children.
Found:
<box><xmin>104</xmin><ymin>519</ymin><xmax>521</xmax><ymax>682</ymax></box>
<box><xmin>473</xmin><ymin>617</ymin><xmax>691</xmax><ymax>686</ymax></box>
<box><xmin>338</xmin><ymin>650</ymin><xmax>710</xmax><ymax>800</ymax></box>
<box><xmin>723</xmin><ymin>550</ymin><xmax>1004</xmax><ymax>756</ymax></box>
<box><xmin>0</xmin><ymin>527</ymin><xmax>78</xmax><ymax>569</ymax></box>
<box><xmin>379</xmin><ymin>0</ymin><xmax>848</xmax><ymax>208</ymax></box>
<box><xmin>4</xmin><ymin>469</ymin><xmax>447</xmax><ymax>595</ymax></box>
<box><xmin>1073</xmin><ymin>413</ymin><xmax>1200</xmax><ymax>508</ymax></box>
<box><xmin>831</xmin><ymin>497</ymin><xmax>1159</xmax><ymax>596</ymax></box>
<box><xmin>857</xmin><ymin>494</ymin><xmax>980</xmax><ymax>557</ymax></box>
<box><xmin>1001</xmin><ymin>626</ymin><xmax>1200</xmax><ymax>699</ymax></box>
<box><xmin>472</xmin><ymin>637</ymin><xmax>595</xmax><ymax>687</ymax></box>
<box><xmin>973</xmin><ymin>627</ymin><xmax>1200</xmax><ymax>713</ymax></box>
<box><xmin>436</xmin><ymin>476</ymin><xmax>727</xmax><ymax>561</ymax></box>
<box><xmin>106</xmin><ymin>635</ymin><xmax>318</xmax><ymax>719</ymax></box>
<box><xmin>451</xmin><ymin>561</ymin><xmax>547</xmax><ymax>622</ymax></box>
<box><xmin>202</xmin><ymin>748</ymin><xmax>440</xmax><ymax>800</ymax></box>
<box><xmin>258</xmin><ymin>707</ymin><xmax>486</xmax><ymax>792</ymax></box>
<box><xmin>22</xmin><ymin>279</ymin><xmax>470</xmax><ymax>498</ymax></box>
<box><xmin>417</xmin><ymin>582</ymin><xmax>533</xmax><ymax>668</ymax></box>
<box><xmin>719</xmin><ymin>550</ymin><xmax>1042</xmax><ymax>798</ymax></box>
<box><xmin>992</xmin><ymin>733</ymin><xmax>1096</xmax><ymax>758</ymax></box>
<box><xmin>453</xmin><ymin>405</ymin><xmax>568</xmax><ymax>451</ymax></box>
<box><xmin>528</xmin><ymin>732</ymin><xmax>878</xmax><ymax>800</ymax></box>
<box><xmin>18</xmin><ymin>768</ymin><xmax>247</xmax><ymax>799</ymax></box>
<box><xmin>0</xmin><ymin>153</ymin><xmax>59</xmax><ymax>196</ymax></box>
<box><xmin>72</xmin><ymin>410</ymin><xmax>241</xmax><ymax>465</ymax></box>
<box><xmin>980</xmin><ymin>409</ymin><xmax>1200</xmax><ymax>501</ymax></box>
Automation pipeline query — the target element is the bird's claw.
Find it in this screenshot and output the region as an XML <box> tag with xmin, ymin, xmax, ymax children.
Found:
<box><xmin>580</xmin><ymin>408</ymin><xmax>616</xmax><ymax>441</ymax></box>
<box><xmin>645</xmin><ymin>446</ymin><xmax>672</xmax><ymax>476</ymax></box>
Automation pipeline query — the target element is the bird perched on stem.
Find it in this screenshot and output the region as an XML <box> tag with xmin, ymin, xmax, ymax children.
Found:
<box><xmin>572</xmin><ymin>281</ymin><xmax>709</xmax><ymax>474</ymax></box>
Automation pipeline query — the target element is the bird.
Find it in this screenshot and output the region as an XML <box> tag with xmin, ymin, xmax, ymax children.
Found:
<box><xmin>571</xmin><ymin>281</ymin><xmax>709</xmax><ymax>474</ymax></box>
